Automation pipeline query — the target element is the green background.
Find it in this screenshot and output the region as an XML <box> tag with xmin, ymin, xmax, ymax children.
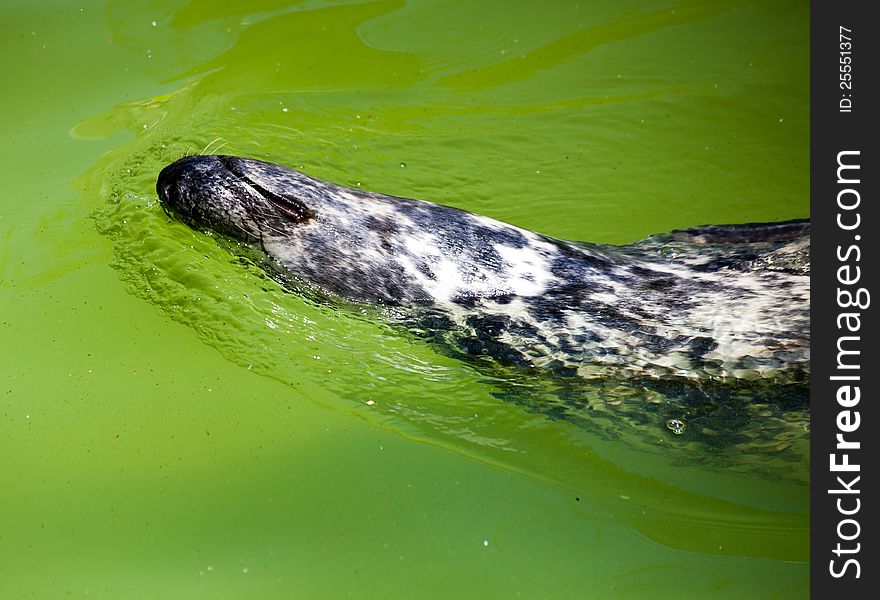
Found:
<box><xmin>1</xmin><ymin>0</ymin><xmax>809</xmax><ymax>598</ymax></box>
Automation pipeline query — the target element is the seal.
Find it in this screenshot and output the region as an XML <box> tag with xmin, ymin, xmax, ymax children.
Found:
<box><xmin>156</xmin><ymin>155</ymin><xmax>810</xmax><ymax>387</ymax></box>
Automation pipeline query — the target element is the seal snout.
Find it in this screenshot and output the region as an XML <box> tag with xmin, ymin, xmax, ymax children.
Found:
<box><xmin>156</xmin><ymin>155</ymin><xmax>235</xmax><ymax>227</ymax></box>
<box><xmin>157</xmin><ymin>155</ymin><xmax>212</xmax><ymax>206</ymax></box>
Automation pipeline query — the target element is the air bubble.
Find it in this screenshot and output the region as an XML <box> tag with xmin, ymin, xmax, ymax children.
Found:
<box><xmin>666</xmin><ymin>419</ymin><xmax>685</xmax><ymax>435</ymax></box>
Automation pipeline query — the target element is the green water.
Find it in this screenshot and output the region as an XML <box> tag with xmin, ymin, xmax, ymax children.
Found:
<box><xmin>1</xmin><ymin>1</ymin><xmax>809</xmax><ymax>598</ymax></box>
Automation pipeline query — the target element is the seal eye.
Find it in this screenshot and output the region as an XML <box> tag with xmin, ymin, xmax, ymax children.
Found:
<box><xmin>248</xmin><ymin>179</ymin><xmax>314</xmax><ymax>223</ymax></box>
<box><xmin>217</xmin><ymin>155</ymin><xmax>313</xmax><ymax>224</ymax></box>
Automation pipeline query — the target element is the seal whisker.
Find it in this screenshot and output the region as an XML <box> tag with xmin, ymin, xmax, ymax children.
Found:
<box><xmin>201</xmin><ymin>137</ymin><xmax>226</xmax><ymax>156</ymax></box>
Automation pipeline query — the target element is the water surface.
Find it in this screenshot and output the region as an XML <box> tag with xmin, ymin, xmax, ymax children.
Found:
<box><xmin>1</xmin><ymin>1</ymin><xmax>809</xmax><ymax>598</ymax></box>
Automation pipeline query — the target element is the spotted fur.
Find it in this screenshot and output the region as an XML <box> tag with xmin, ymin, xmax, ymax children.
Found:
<box><xmin>157</xmin><ymin>155</ymin><xmax>810</xmax><ymax>387</ymax></box>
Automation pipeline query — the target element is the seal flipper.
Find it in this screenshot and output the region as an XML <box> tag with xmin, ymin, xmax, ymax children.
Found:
<box><xmin>667</xmin><ymin>219</ymin><xmax>809</xmax><ymax>244</ymax></box>
<box><xmin>625</xmin><ymin>219</ymin><xmax>810</xmax><ymax>275</ymax></box>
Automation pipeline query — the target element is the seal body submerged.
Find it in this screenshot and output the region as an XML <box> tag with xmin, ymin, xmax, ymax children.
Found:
<box><xmin>157</xmin><ymin>155</ymin><xmax>810</xmax><ymax>386</ymax></box>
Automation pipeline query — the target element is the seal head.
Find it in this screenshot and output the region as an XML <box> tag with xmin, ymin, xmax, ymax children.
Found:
<box><xmin>157</xmin><ymin>155</ymin><xmax>313</xmax><ymax>244</ymax></box>
<box><xmin>158</xmin><ymin>155</ymin><xmax>577</xmax><ymax>305</ymax></box>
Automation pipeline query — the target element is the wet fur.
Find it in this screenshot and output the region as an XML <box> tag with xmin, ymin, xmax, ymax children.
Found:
<box><xmin>157</xmin><ymin>155</ymin><xmax>810</xmax><ymax>387</ymax></box>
